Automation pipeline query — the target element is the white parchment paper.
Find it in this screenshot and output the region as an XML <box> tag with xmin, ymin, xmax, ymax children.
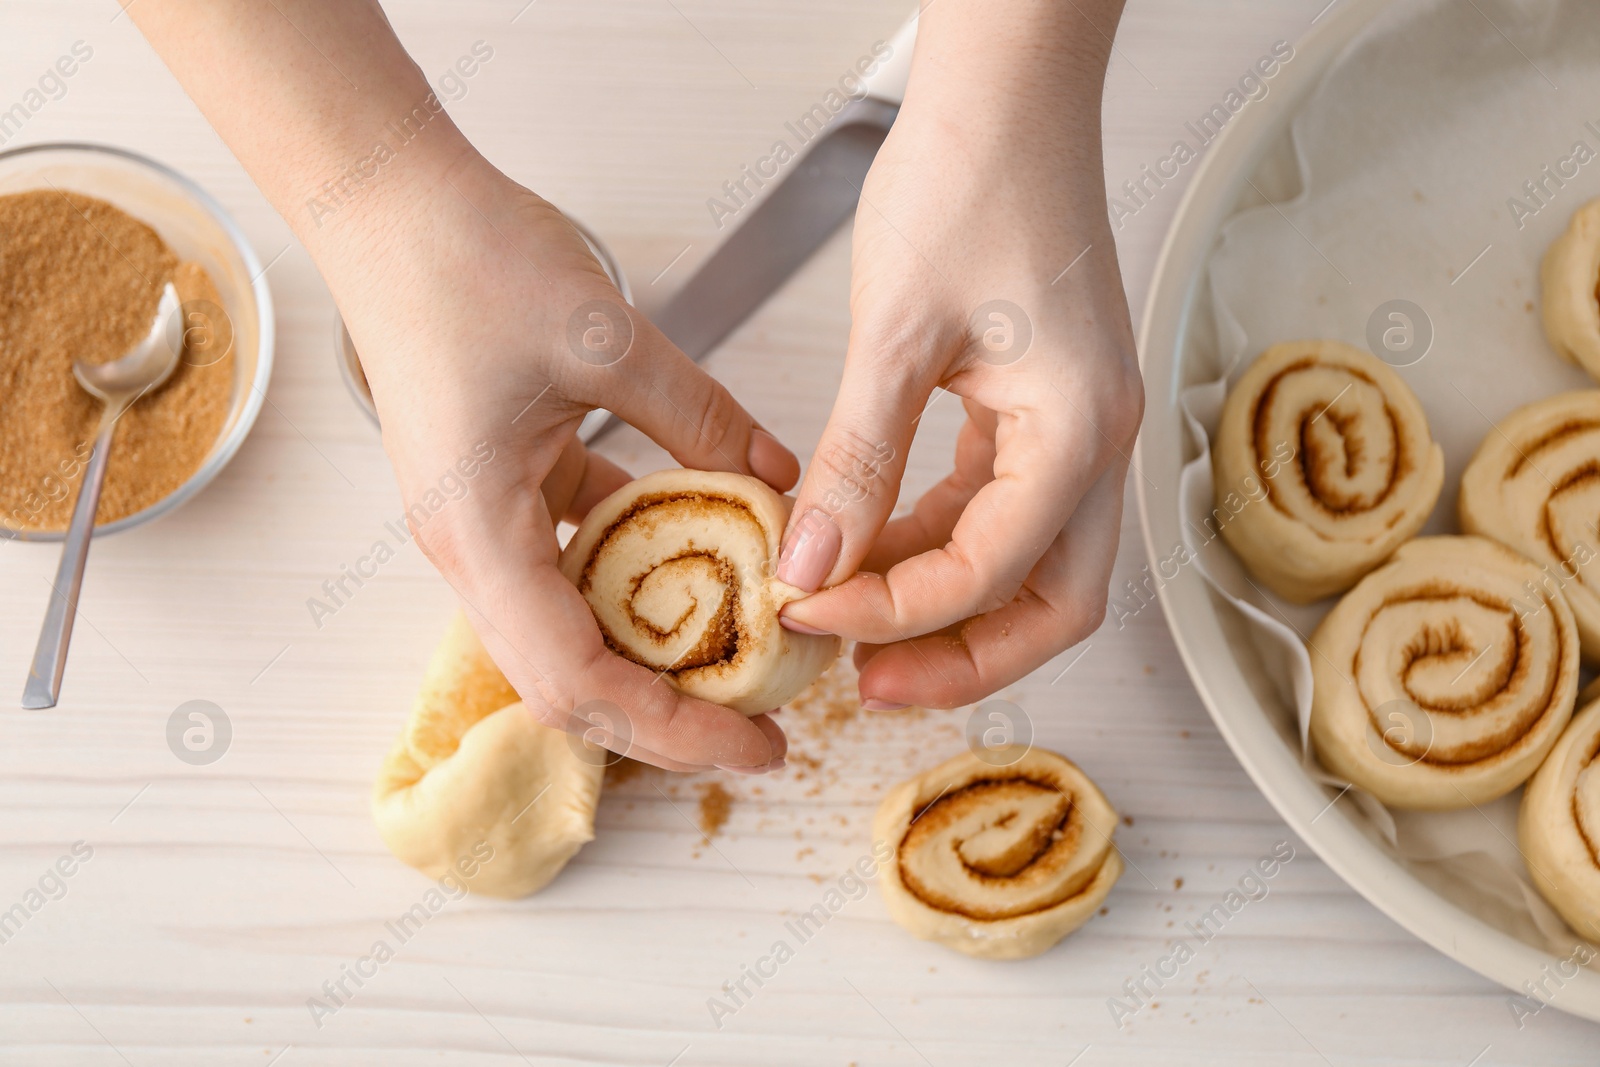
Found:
<box><xmin>1177</xmin><ymin>0</ymin><xmax>1600</xmax><ymax>954</ymax></box>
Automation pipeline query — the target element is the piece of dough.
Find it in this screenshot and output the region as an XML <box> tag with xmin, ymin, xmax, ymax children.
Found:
<box><xmin>558</xmin><ymin>469</ymin><xmax>841</xmax><ymax>714</ymax></box>
<box><xmin>372</xmin><ymin>613</ymin><xmax>603</xmax><ymax>899</ymax></box>
<box><xmin>1459</xmin><ymin>390</ymin><xmax>1600</xmax><ymax>663</ymax></box>
<box><xmin>1542</xmin><ymin>197</ymin><xmax>1600</xmax><ymax>379</ymax></box>
<box><xmin>873</xmin><ymin>747</ymin><xmax>1122</xmax><ymax>960</ymax></box>
<box><xmin>1213</xmin><ymin>340</ymin><xmax>1445</xmax><ymax>603</ymax></box>
<box><xmin>1520</xmin><ymin>681</ymin><xmax>1600</xmax><ymax>943</ymax></box>
<box><xmin>1308</xmin><ymin>537</ymin><xmax>1578</xmax><ymax>810</ymax></box>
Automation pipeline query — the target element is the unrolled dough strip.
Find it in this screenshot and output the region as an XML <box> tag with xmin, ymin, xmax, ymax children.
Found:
<box><xmin>372</xmin><ymin>613</ymin><xmax>603</xmax><ymax>899</ymax></box>
<box><xmin>1308</xmin><ymin>537</ymin><xmax>1578</xmax><ymax>810</ymax></box>
<box><xmin>873</xmin><ymin>747</ymin><xmax>1122</xmax><ymax>960</ymax></box>
<box><xmin>558</xmin><ymin>469</ymin><xmax>841</xmax><ymax>714</ymax></box>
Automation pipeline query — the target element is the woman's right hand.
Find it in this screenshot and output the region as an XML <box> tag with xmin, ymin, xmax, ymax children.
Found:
<box><xmin>335</xmin><ymin>158</ymin><xmax>798</xmax><ymax>773</ymax></box>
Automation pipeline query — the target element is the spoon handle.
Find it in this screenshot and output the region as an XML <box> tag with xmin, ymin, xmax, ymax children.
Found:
<box><xmin>22</xmin><ymin>420</ymin><xmax>117</xmax><ymax>709</ymax></box>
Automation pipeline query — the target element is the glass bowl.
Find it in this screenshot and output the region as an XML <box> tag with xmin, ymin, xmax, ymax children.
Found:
<box><xmin>0</xmin><ymin>142</ymin><xmax>274</xmax><ymax>541</ymax></box>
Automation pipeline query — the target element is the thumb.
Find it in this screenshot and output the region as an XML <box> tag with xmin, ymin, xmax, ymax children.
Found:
<box><xmin>564</xmin><ymin>293</ymin><xmax>798</xmax><ymax>490</ymax></box>
<box><xmin>777</xmin><ymin>355</ymin><xmax>926</xmax><ymax>594</ymax></box>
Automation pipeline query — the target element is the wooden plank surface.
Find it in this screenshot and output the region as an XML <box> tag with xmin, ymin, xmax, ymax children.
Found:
<box><xmin>0</xmin><ymin>0</ymin><xmax>1596</xmax><ymax>1063</ymax></box>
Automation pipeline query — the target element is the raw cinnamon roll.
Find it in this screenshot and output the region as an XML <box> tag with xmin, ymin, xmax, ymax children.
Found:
<box><xmin>873</xmin><ymin>747</ymin><xmax>1122</xmax><ymax>960</ymax></box>
<box><xmin>1520</xmin><ymin>683</ymin><xmax>1600</xmax><ymax>942</ymax></box>
<box><xmin>372</xmin><ymin>613</ymin><xmax>604</xmax><ymax>899</ymax></box>
<box><xmin>1541</xmin><ymin>198</ymin><xmax>1600</xmax><ymax>380</ymax></box>
<box><xmin>558</xmin><ymin>469</ymin><xmax>840</xmax><ymax>714</ymax></box>
<box><xmin>1460</xmin><ymin>390</ymin><xmax>1600</xmax><ymax>662</ymax></box>
<box><xmin>1213</xmin><ymin>340</ymin><xmax>1445</xmax><ymax>603</ymax></box>
<box><xmin>1308</xmin><ymin>537</ymin><xmax>1579</xmax><ymax>810</ymax></box>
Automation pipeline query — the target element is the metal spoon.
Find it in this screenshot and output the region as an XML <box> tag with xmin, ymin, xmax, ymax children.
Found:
<box><xmin>22</xmin><ymin>283</ymin><xmax>182</xmax><ymax>710</ymax></box>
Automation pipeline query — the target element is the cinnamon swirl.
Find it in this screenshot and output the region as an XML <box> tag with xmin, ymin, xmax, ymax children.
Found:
<box><xmin>1542</xmin><ymin>198</ymin><xmax>1600</xmax><ymax>380</ymax></box>
<box><xmin>1520</xmin><ymin>683</ymin><xmax>1600</xmax><ymax>943</ymax></box>
<box><xmin>1213</xmin><ymin>340</ymin><xmax>1445</xmax><ymax>603</ymax></box>
<box><xmin>1308</xmin><ymin>537</ymin><xmax>1579</xmax><ymax>810</ymax></box>
<box><xmin>558</xmin><ymin>469</ymin><xmax>840</xmax><ymax>713</ymax></box>
<box><xmin>873</xmin><ymin>747</ymin><xmax>1122</xmax><ymax>959</ymax></box>
<box><xmin>1459</xmin><ymin>390</ymin><xmax>1600</xmax><ymax>662</ymax></box>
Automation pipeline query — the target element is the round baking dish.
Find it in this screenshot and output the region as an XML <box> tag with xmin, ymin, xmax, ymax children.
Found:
<box><xmin>1133</xmin><ymin>0</ymin><xmax>1600</xmax><ymax>1023</ymax></box>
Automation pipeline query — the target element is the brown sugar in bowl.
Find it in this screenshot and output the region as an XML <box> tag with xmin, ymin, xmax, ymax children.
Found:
<box><xmin>0</xmin><ymin>143</ymin><xmax>273</xmax><ymax>540</ymax></box>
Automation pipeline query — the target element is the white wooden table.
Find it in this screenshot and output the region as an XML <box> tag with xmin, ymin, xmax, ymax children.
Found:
<box><xmin>2</xmin><ymin>1</ymin><xmax>1596</xmax><ymax>1063</ymax></box>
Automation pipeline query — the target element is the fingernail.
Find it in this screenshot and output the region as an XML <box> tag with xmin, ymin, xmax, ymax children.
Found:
<box><xmin>778</xmin><ymin>509</ymin><xmax>841</xmax><ymax>592</ymax></box>
<box><xmin>748</xmin><ymin>428</ymin><xmax>799</xmax><ymax>489</ymax></box>
<box><xmin>780</xmin><ymin>613</ymin><xmax>832</xmax><ymax>636</ymax></box>
<box><xmin>862</xmin><ymin>699</ymin><xmax>909</xmax><ymax>712</ymax></box>
<box><xmin>716</xmin><ymin>757</ymin><xmax>786</xmax><ymax>775</ymax></box>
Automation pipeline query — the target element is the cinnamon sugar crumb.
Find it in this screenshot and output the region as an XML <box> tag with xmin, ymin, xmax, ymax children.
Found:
<box><xmin>789</xmin><ymin>661</ymin><xmax>863</xmax><ymax>740</ymax></box>
<box><xmin>823</xmin><ymin>704</ymin><xmax>858</xmax><ymax>731</ymax></box>
<box><xmin>697</xmin><ymin>781</ymin><xmax>733</xmax><ymax>840</ymax></box>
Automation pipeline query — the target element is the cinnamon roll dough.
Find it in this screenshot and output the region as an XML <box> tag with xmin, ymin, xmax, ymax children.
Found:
<box><xmin>1309</xmin><ymin>537</ymin><xmax>1579</xmax><ymax>810</ymax></box>
<box><xmin>558</xmin><ymin>469</ymin><xmax>841</xmax><ymax>714</ymax></box>
<box><xmin>372</xmin><ymin>613</ymin><xmax>604</xmax><ymax>899</ymax></box>
<box><xmin>874</xmin><ymin>747</ymin><xmax>1122</xmax><ymax>960</ymax></box>
<box><xmin>1520</xmin><ymin>682</ymin><xmax>1600</xmax><ymax>943</ymax></box>
<box><xmin>1459</xmin><ymin>390</ymin><xmax>1600</xmax><ymax>662</ymax></box>
<box><xmin>1213</xmin><ymin>340</ymin><xmax>1444</xmax><ymax>603</ymax></box>
<box><xmin>1541</xmin><ymin>198</ymin><xmax>1600</xmax><ymax>380</ymax></box>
